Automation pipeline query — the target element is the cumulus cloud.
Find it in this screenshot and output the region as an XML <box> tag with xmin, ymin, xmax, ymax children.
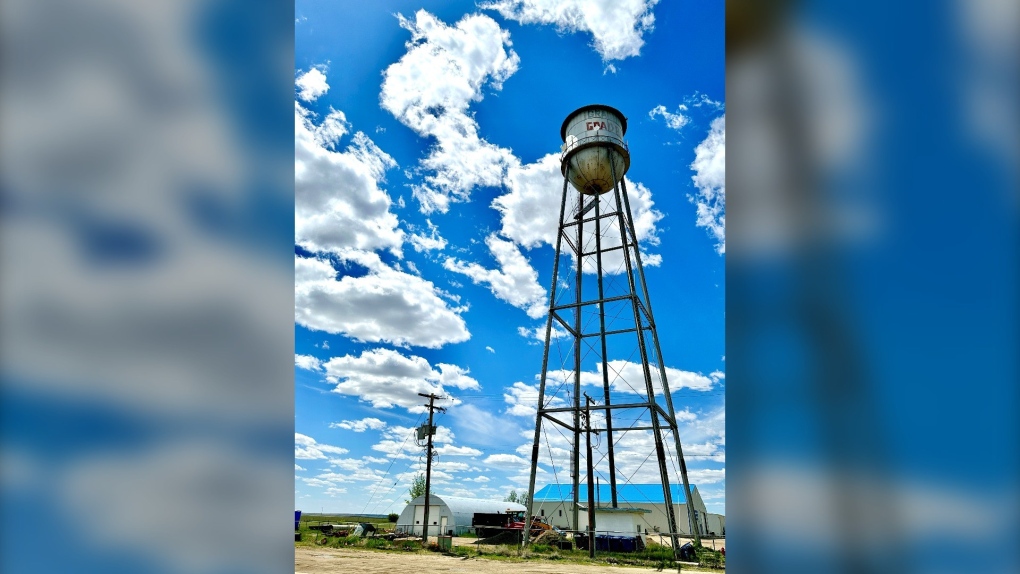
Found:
<box><xmin>407</xmin><ymin>219</ymin><xmax>448</xmax><ymax>253</ymax></box>
<box><xmin>650</xmin><ymin>94</ymin><xmax>723</xmax><ymax>133</ymax></box>
<box><xmin>543</xmin><ymin>424</ymin><xmax>720</xmax><ymax>488</ymax></box>
<box><xmin>491</xmin><ymin>153</ymin><xmax>563</xmax><ymax>249</ymax></box>
<box><xmin>483</xmin><ymin>453</ymin><xmax>530</xmax><ymax>469</ymax></box>
<box><xmin>294</xmin><ymin>254</ymin><xmax>470</xmax><ymax>349</ymax></box>
<box><xmin>544</xmin><ymin>360</ymin><xmax>717</xmax><ymax>396</ymax></box>
<box><xmin>649</xmin><ymin>104</ymin><xmax>691</xmax><ymax>130</ymax></box>
<box><xmin>517</xmin><ymin>323</ymin><xmax>569</xmax><ymax>343</ymax></box>
<box><xmin>296</xmin><ymin>67</ymin><xmax>329</xmax><ymax>102</ymax></box>
<box><xmin>295</xmin><ymin>433</ymin><xmax>349</xmax><ymax>460</ymax></box>
<box><xmin>329</xmin><ymin>418</ymin><xmax>387</xmax><ymax>432</ymax></box>
<box><xmin>435</xmin><ymin>444</ymin><xmax>483</xmax><ymax>457</ymax></box>
<box><xmin>295</xmin><ymin>354</ymin><xmax>322</xmax><ymax>371</ymax></box>
<box><xmin>295</xmin><ymin>98</ymin><xmax>404</xmax><ymax>256</ymax></box>
<box><xmin>444</xmin><ymin>234</ymin><xmax>547</xmax><ymax>318</ymax></box>
<box><xmin>435</xmin><ymin>362</ymin><xmax>483</xmax><ymax>390</ymax></box>
<box><xmin>320</xmin><ymin>347</ymin><xmax>479</xmax><ymax>411</ymax></box>
<box><xmin>374</xmin><ymin>425</ymin><xmax>457</xmax><ymax>459</ymax></box>
<box><xmin>503</xmin><ymin>381</ymin><xmax>568</xmax><ymax>418</ymax></box>
<box><xmin>686</xmin><ymin>468</ymin><xmax>725</xmax><ymax>485</ymax></box>
<box><xmin>493</xmin><ymin>155</ymin><xmax>664</xmax><ymax>273</ymax></box>
<box><xmin>482</xmin><ymin>0</ymin><xmax>659</xmax><ymax>62</ymax></box>
<box><xmin>509</xmin><ymin>361</ymin><xmax>715</xmax><ymax>420</ymax></box>
<box><xmin>689</xmin><ymin>115</ymin><xmax>725</xmax><ymax>254</ymax></box>
<box><xmin>381</xmin><ymin>10</ymin><xmax>520</xmax><ymax>214</ymax></box>
<box><xmin>318</xmin><ymin>461</ymin><xmax>388</xmax><ymax>483</ymax></box>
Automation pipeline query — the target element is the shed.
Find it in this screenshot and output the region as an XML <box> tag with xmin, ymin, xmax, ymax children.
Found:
<box><xmin>396</xmin><ymin>494</ymin><xmax>526</xmax><ymax>537</ymax></box>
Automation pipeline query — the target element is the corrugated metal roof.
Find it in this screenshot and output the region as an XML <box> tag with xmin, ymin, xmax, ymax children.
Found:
<box><xmin>405</xmin><ymin>494</ymin><xmax>526</xmax><ymax>515</ymax></box>
<box><xmin>532</xmin><ymin>483</ymin><xmax>697</xmax><ymax>505</ymax></box>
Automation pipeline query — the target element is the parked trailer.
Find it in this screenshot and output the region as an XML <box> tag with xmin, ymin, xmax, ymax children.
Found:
<box><xmin>472</xmin><ymin>511</ymin><xmax>554</xmax><ymax>538</ymax></box>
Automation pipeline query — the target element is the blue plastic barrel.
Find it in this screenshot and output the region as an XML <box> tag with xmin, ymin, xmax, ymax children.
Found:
<box><xmin>295</xmin><ymin>510</ymin><xmax>302</xmax><ymax>530</ymax></box>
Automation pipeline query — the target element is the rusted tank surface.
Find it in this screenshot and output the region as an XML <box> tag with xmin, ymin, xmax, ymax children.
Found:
<box><xmin>560</xmin><ymin>104</ymin><xmax>630</xmax><ymax>195</ymax></box>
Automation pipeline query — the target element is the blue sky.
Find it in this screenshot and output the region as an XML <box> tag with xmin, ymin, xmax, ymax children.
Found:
<box><xmin>294</xmin><ymin>0</ymin><xmax>725</xmax><ymax>516</ymax></box>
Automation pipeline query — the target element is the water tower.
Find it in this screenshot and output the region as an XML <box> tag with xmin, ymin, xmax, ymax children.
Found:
<box><xmin>523</xmin><ymin>105</ymin><xmax>701</xmax><ymax>555</ymax></box>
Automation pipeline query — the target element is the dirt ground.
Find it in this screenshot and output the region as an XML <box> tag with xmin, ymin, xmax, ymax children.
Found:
<box><xmin>295</xmin><ymin>545</ymin><xmax>721</xmax><ymax>574</ymax></box>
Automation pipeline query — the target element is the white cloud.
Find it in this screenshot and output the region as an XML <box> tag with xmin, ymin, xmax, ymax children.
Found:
<box><xmin>686</xmin><ymin>468</ymin><xmax>726</xmax><ymax>485</ymax></box>
<box><xmin>493</xmin><ymin>155</ymin><xmax>664</xmax><ymax>273</ymax></box>
<box><xmin>381</xmin><ymin>11</ymin><xmax>520</xmax><ymax>214</ymax></box>
<box><xmin>319</xmin><ymin>463</ymin><xmax>387</xmax><ymax>483</ymax></box>
<box><xmin>689</xmin><ymin>115</ymin><xmax>725</xmax><ymax>254</ymax></box>
<box><xmin>435</xmin><ymin>444</ymin><xmax>483</xmax><ymax>457</ymax></box>
<box><xmin>503</xmin><ymin>381</ymin><xmax>566</xmax><ymax>418</ymax></box>
<box><xmin>329</xmin><ymin>418</ymin><xmax>387</xmax><ymax>432</ymax></box>
<box><xmin>483</xmin><ymin>453</ymin><xmax>530</xmax><ymax>469</ymax></box>
<box><xmin>295</xmin><ymin>354</ymin><xmax>323</xmax><ymax>371</ymax></box>
<box><xmin>295</xmin><ymin>99</ymin><xmax>404</xmax><ymax>256</ymax></box>
<box><xmin>650</xmin><ymin>94</ymin><xmax>723</xmax><ymax>132</ymax></box>
<box><xmin>373</xmin><ymin>425</ymin><xmax>458</xmax><ymax>459</ymax></box>
<box><xmin>319</xmin><ymin>348</ymin><xmax>478</xmax><ymax>412</ymax></box>
<box><xmin>296</xmin><ymin>68</ymin><xmax>329</xmax><ymax>102</ymax></box>
<box><xmin>435</xmin><ymin>461</ymin><xmax>473</xmax><ymax>474</ymax></box>
<box><xmin>407</xmin><ymin>219</ymin><xmax>448</xmax><ymax>252</ymax></box>
<box><xmin>435</xmin><ymin>362</ymin><xmax>483</xmax><ymax>390</ymax></box>
<box><xmin>444</xmin><ymin>234</ymin><xmax>547</xmax><ymax>318</ymax></box>
<box><xmin>517</xmin><ymin>323</ymin><xmax>569</xmax><ymax>343</ymax></box>
<box><xmin>510</xmin><ymin>363</ymin><xmax>714</xmax><ymax>422</ymax></box>
<box><xmin>491</xmin><ymin>153</ymin><xmax>563</xmax><ymax>250</ymax></box>
<box><xmin>295</xmin><ymin>464</ymin><xmax>305</xmax><ymax>471</ymax></box>
<box><xmin>295</xmin><ymin>433</ymin><xmax>349</xmax><ymax>460</ymax></box>
<box><xmin>485</xmin><ymin>346</ymin><xmax>495</xmax><ymax>353</ymax></box>
<box><xmin>482</xmin><ymin>0</ymin><xmax>659</xmax><ymax>62</ymax></box>
<box><xmin>544</xmin><ymin>360</ymin><xmax>717</xmax><ymax>395</ymax></box>
<box><xmin>649</xmin><ymin>104</ymin><xmax>691</xmax><ymax>130</ymax></box>
<box><xmin>294</xmin><ymin>253</ymin><xmax>470</xmax><ymax>349</ymax></box>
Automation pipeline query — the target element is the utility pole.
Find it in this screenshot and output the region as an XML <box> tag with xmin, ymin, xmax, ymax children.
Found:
<box><xmin>584</xmin><ymin>393</ymin><xmax>596</xmax><ymax>559</ymax></box>
<box><xmin>418</xmin><ymin>392</ymin><xmax>445</xmax><ymax>545</ymax></box>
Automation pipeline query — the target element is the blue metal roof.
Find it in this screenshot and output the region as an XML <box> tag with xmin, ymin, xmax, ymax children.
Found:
<box><xmin>532</xmin><ymin>483</ymin><xmax>697</xmax><ymax>505</ymax></box>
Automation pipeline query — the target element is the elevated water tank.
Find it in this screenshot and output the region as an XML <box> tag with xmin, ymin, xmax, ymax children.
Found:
<box><xmin>560</xmin><ymin>104</ymin><xmax>630</xmax><ymax>195</ymax></box>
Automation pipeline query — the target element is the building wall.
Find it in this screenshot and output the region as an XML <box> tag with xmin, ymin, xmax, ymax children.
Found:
<box><xmin>397</xmin><ymin>504</ymin><xmax>447</xmax><ymax>536</ymax></box>
<box><xmin>591</xmin><ymin>511</ymin><xmax>646</xmax><ymax>536</ymax></box>
<box><xmin>531</xmin><ymin>500</ymin><xmax>719</xmax><ymax>536</ymax></box>
<box><xmin>706</xmin><ymin>513</ymin><xmax>725</xmax><ymax>536</ymax></box>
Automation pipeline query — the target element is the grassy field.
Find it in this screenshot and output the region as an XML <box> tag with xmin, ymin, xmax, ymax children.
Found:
<box><xmin>298</xmin><ymin>513</ymin><xmax>393</xmax><ymax>525</ymax></box>
<box><xmin>295</xmin><ymin>521</ymin><xmax>724</xmax><ymax>570</ymax></box>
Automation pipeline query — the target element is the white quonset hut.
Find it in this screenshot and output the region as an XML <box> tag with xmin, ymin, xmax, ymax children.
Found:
<box><xmin>396</xmin><ymin>494</ymin><xmax>526</xmax><ymax>537</ymax></box>
<box><xmin>531</xmin><ymin>483</ymin><xmax>721</xmax><ymax>536</ymax></box>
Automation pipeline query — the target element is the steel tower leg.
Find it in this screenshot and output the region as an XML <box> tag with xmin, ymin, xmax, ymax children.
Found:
<box><xmin>619</xmin><ymin>177</ymin><xmax>702</xmax><ymax>545</ymax></box>
<box><xmin>571</xmin><ymin>175</ymin><xmax>583</xmax><ymax>539</ymax></box>
<box><xmin>523</xmin><ymin>175</ymin><xmax>570</xmax><ymax>548</ymax></box>
<box><xmin>593</xmin><ymin>189</ymin><xmax>619</xmax><ymax>508</ymax></box>
<box><xmin>607</xmin><ymin>155</ymin><xmax>681</xmax><ymax>556</ymax></box>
